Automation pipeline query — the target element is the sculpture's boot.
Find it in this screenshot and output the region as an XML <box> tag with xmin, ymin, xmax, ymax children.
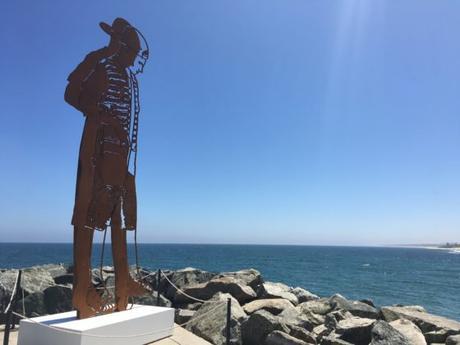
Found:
<box><xmin>111</xmin><ymin>211</ymin><xmax>150</xmax><ymax>311</ymax></box>
<box><xmin>72</xmin><ymin>227</ymin><xmax>99</xmax><ymax>319</ymax></box>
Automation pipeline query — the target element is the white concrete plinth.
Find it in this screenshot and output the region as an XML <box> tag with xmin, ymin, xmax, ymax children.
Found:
<box><xmin>17</xmin><ymin>305</ymin><xmax>175</xmax><ymax>345</ymax></box>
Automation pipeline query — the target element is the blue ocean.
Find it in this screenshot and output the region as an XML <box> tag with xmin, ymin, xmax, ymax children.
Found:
<box><xmin>0</xmin><ymin>243</ymin><xmax>459</xmax><ymax>321</ymax></box>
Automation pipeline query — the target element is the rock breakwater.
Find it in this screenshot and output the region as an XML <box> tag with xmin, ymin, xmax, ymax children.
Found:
<box><xmin>1</xmin><ymin>264</ymin><xmax>459</xmax><ymax>345</ymax></box>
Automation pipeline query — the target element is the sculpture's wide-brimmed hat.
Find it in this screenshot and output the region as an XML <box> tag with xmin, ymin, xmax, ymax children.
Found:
<box><xmin>99</xmin><ymin>18</ymin><xmax>140</xmax><ymax>51</ymax></box>
<box><xmin>99</xmin><ymin>17</ymin><xmax>133</xmax><ymax>38</ymax></box>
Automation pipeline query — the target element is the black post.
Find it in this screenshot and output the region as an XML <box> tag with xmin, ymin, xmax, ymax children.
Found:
<box><xmin>3</xmin><ymin>270</ymin><xmax>22</xmax><ymax>345</ymax></box>
<box><xmin>226</xmin><ymin>297</ymin><xmax>231</xmax><ymax>345</ymax></box>
<box><xmin>156</xmin><ymin>269</ymin><xmax>161</xmax><ymax>306</ymax></box>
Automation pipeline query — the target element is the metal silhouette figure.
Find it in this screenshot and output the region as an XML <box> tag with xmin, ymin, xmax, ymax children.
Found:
<box><xmin>65</xmin><ymin>18</ymin><xmax>149</xmax><ymax>319</ymax></box>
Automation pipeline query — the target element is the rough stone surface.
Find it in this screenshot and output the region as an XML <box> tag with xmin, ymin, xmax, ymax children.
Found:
<box><xmin>175</xmin><ymin>308</ymin><xmax>196</xmax><ymax>324</ymax></box>
<box><xmin>290</xmin><ymin>287</ymin><xmax>319</xmax><ymax>303</ymax></box>
<box><xmin>14</xmin><ymin>291</ymin><xmax>46</xmax><ymax>317</ymax></box>
<box><xmin>298</xmin><ymin>299</ymin><xmax>333</xmax><ymax>316</ymax></box>
<box><xmin>381</xmin><ymin>306</ymin><xmax>460</xmax><ymax>334</ymax></box>
<box><xmin>186</xmin><ymin>292</ymin><xmax>246</xmax><ymax>345</ymax></box>
<box><xmin>265</xmin><ymin>330</ymin><xmax>309</xmax><ymax>345</ymax></box>
<box><xmin>243</xmin><ymin>298</ymin><xmax>294</xmax><ymax>315</ymax></box>
<box><xmin>325</xmin><ymin>310</ymin><xmax>353</xmax><ymax>330</ymax></box>
<box><xmin>43</xmin><ymin>284</ymin><xmax>73</xmax><ymax>314</ymax></box>
<box><xmin>165</xmin><ymin>267</ymin><xmax>216</xmax><ymax>300</ymax></box>
<box><xmin>288</xmin><ymin>325</ymin><xmax>317</xmax><ymax>344</ymax></box>
<box><xmin>176</xmin><ymin>276</ymin><xmax>257</xmax><ymax>304</ymax></box>
<box><xmin>261</xmin><ymin>282</ymin><xmax>299</xmax><ymax>305</ymax></box>
<box><xmin>241</xmin><ymin>309</ymin><xmax>290</xmax><ymax>345</ymax></box>
<box><xmin>216</xmin><ymin>269</ymin><xmax>263</xmax><ymax>291</ymax></box>
<box><xmin>321</xmin><ymin>333</ymin><xmax>353</xmax><ymax>345</ymax></box>
<box><xmin>447</xmin><ymin>334</ymin><xmax>460</xmax><ymax>345</ymax></box>
<box><xmin>329</xmin><ymin>294</ymin><xmax>379</xmax><ymax>319</ymax></box>
<box><xmin>278</xmin><ymin>306</ymin><xmax>315</xmax><ymax>330</ymax></box>
<box><xmin>53</xmin><ymin>274</ymin><xmax>74</xmax><ymax>285</ymax></box>
<box><xmin>389</xmin><ymin>318</ymin><xmax>426</xmax><ymax>345</ymax></box>
<box><xmin>132</xmin><ymin>291</ymin><xmax>172</xmax><ymax>307</ymax></box>
<box><xmin>335</xmin><ymin>317</ymin><xmax>375</xmax><ymax>345</ymax></box>
<box><xmin>370</xmin><ymin>320</ymin><xmax>409</xmax><ymax>345</ymax></box>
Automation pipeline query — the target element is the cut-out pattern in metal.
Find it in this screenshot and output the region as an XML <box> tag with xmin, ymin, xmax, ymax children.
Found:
<box><xmin>65</xmin><ymin>17</ymin><xmax>149</xmax><ymax>319</ymax></box>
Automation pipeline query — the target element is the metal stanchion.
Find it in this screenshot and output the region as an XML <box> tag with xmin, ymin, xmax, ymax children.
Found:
<box><xmin>156</xmin><ymin>269</ymin><xmax>161</xmax><ymax>306</ymax></box>
<box><xmin>3</xmin><ymin>270</ymin><xmax>22</xmax><ymax>345</ymax></box>
<box><xmin>226</xmin><ymin>297</ymin><xmax>231</xmax><ymax>345</ymax></box>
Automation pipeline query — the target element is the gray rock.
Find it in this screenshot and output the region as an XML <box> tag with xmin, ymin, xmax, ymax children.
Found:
<box><xmin>290</xmin><ymin>287</ymin><xmax>319</xmax><ymax>303</ymax></box>
<box><xmin>278</xmin><ymin>306</ymin><xmax>315</xmax><ymax>331</ymax></box>
<box><xmin>243</xmin><ymin>298</ymin><xmax>294</xmax><ymax>315</ymax></box>
<box><xmin>165</xmin><ymin>267</ymin><xmax>216</xmax><ymax>300</ymax></box>
<box><xmin>313</xmin><ymin>324</ymin><xmax>329</xmax><ymax>339</ymax></box>
<box><xmin>298</xmin><ymin>299</ymin><xmax>333</xmax><ymax>316</ymax></box>
<box><xmin>389</xmin><ymin>319</ymin><xmax>426</xmax><ymax>345</ymax></box>
<box><xmin>186</xmin><ymin>292</ymin><xmax>246</xmax><ymax>345</ymax></box>
<box><xmin>447</xmin><ymin>334</ymin><xmax>460</xmax><ymax>345</ymax></box>
<box><xmin>370</xmin><ymin>320</ymin><xmax>409</xmax><ymax>345</ymax></box>
<box><xmin>217</xmin><ymin>269</ymin><xmax>263</xmax><ymax>291</ymax></box>
<box><xmin>424</xmin><ymin>329</ymin><xmax>450</xmax><ymax>343</ymax></box>
<box><xmin>335</xmin><ymin>317</ymin><xmax>375</xmax><ymax>345</ymax></box>
<box><xmin>321</xmin><ymin>333</ymin><xmax>353</xmax><ymax>345</ymax></box>
<box><xmin>381</xmin><ymin>306</ymin><xmax>460</xmax><ymax>334</ymax></box>
<box><xmin>175</xmin><ymin>276</ymin><xmax>257</xmax><ymax>304</ymax></box>
<box><xmin>43</xmin><ymin>284</ymin><xmax>73</xmax><ymax>314</ymax></box>
<box><xmin>329</xmin><ymin>294</ymin><xmax>379</xmax><ymax>319</ymax></box>
<box><xmin>266</xmin><ymin>330</ymin><xmax>309</xmax><ymax>345</ymax></box>
<box><xmin>175</xmin><ymin>308</ymin><xmax>196</xmax><ymax>324</ymax></box>
<box><xmin>14</xmin><ymin>291</ymin><xmax>46</xmax><ymax>317</ymax></box>
<box><xmin>132</xmin><ymin>291</ymin><xmax>172</xmax><ymax>307</ymax></box>
<box><xmin>261</xmin><ymin>282</ymin><xmax>299</xmax><ymax>305</ymax></box>
<box><xmin>241</xmin><ymin>309</ymin><xmax>290</xmax><ymax>345</ymax></box>
<box><xmin>53</xmin><ymin>274</ymin><xmax>74</xmax><ymax>285</ymax></box>
<box><xmin>288</xmin><ymin>325</ymin><xmax>317</xmax><ymax>344</ymax></box>
<box><xmin>325</xmin><ymin>310</ymin><xmax>353</xmax><ymax>330</ymax></box>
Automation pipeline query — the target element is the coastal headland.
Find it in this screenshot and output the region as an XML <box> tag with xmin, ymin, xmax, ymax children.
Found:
<box><xmin>1</xmin><ymin>264</ymin><xmax>460</xmax><ymax>345</ymax></box>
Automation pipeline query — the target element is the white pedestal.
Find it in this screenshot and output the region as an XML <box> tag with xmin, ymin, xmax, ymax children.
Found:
<box><xmin>17</xmin><ymin>305</ymin><xmax>175</xmax><ymax>345</ymax></box>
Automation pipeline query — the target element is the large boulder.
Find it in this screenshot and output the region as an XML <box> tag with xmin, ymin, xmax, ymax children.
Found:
<box><xmin>164</xmin><ymin>267</ymin><xmax>216</xmax><ymax>300</ymax></box>
<box><xmin>370</xmin><ymin>320</ymin><xmax>409</xmax><ymax>345</ymax></box>
<box><xmin>265</xmin><ymin>330</ymin><xmax>309</xmax><ymax>345</ymax></box>
<box><xmin>447</xmin><ymin>334</ymin><xmax>460</xmax><ymax>345</ymax></box>
<box><xmin>14</xmin><ymin>291</ymin><xmax>47</xmax><ymax>317</ymax></box>
<box><xmin>325</xmin><ymin>310</ymin><xmax>353</xmax><ymax>330</ymax></box>
<box><xmin>175</xmin><ymin>308</ymin><xmax>196</xmax><ymax>324</ymax></box>
<box><xmin>329</xmin><ymin>294</ymin><xmax>379</xmax><ymax>319</ymax></box>
<box><xmin>43</xmin><ymin>284</ymin><xmax>73</xmax><ymax>314</ymax></box>
<box><xmin>335</xmin><ymin>317</ymin><xmax>375</xmax><ymax>345</ymax></box>
<box><xmin>290</xmin><ymin>287</ymin><xmax>319</xmax><ymax>303</ymax></box>
<box><xmin>175</xmin><ymin>276</ymin><xmax>257</xmax><ymax>305</ymax></box>
<box><xmin>186</xmin><ymin>292</ymin><xmax>246</xmax><ymax>345</ymax></box>
<box><xmin>381</xmin><ymin>306</ymin><xmax>460</xmax><ymax>334</ymax></box>
<box><xmin>298</xmin><ymin>299</ymin><xmax>333</xmax><ymax>316</ymax></box>
<box><xmin>216</xmin><ymin>269</ymin><xmax>263</xmax><ymax>290</ymax></box>
<box><xmin>278</xmin><ymin>306</ymin><xmax>316</xmax><ymax>330</ymax></box>
<box><xmin>389</xmin><ymin>319</ymin><xmax>426</xmax><ymax>345</ymax></box>
<box><xmin>241</xmin><ymin>309</ymin><xmax>290</xmax><ymax>345</ymax></box>
<box><xmin>243</xmin><ymin>298</ymin><xmax>294</xmax><ymax>315</ymax></box>
<box><xmin>321</xmin><ymin>333</ymin><xmax>353</xmax><ymax>345</ymax></box>
<box><xmin>1</xmin><ymin>266</ymin><xmax>56</xmax><ymax>296</ymax></box>
<box><xmin>132</xmin><ymin>291</ymin><xmax>172</xmax><ymax>307</ymax></box>
<box><xmin>260</xmin><ymin>282</ymin><xmax>299</xmax><ymax>305</ymax></box>
<box><xmin>288</xmin><ymin>325</ymin><xmax>317</xmax><ymax>344</ymax></box>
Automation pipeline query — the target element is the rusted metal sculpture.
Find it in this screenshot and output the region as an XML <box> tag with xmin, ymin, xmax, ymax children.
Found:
<box><xmin>65</xmin><ymin>18</ymin><xmax>149</xmax><ymax>319</ymax></box>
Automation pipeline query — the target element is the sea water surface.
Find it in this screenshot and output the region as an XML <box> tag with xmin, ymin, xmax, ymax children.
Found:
<box><xmin>0</xmin><ymin>243</ymin><xmax>459</xmax><ymax>320</ymax></box>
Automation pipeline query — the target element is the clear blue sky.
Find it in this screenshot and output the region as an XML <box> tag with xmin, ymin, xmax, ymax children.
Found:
<box><xmin>1</xmin><ymin>1</ymin><xmax>459</xmax><ymax>245</ymax></box>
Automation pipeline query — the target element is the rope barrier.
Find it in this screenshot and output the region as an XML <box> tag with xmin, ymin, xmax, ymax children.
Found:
<box><xmin>10</xmin><ymin>301</ymin><xmax>225</xmax><ymax>338</ymax></box>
